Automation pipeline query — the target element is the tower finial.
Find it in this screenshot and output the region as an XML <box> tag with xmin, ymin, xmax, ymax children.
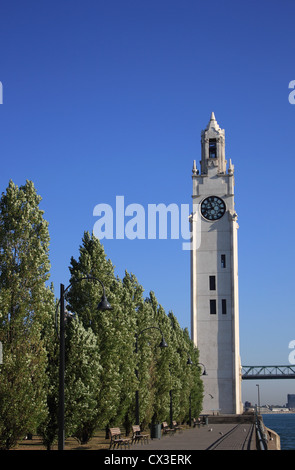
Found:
<box><xmin>192</xmin><ymin>160</ymin><xmax>199</xmax><ymax>175</ymax></box>
<box><xmin>205</xmin><ymin>111</ymin><xmax>220</xmax><ymax>131</ymax></box>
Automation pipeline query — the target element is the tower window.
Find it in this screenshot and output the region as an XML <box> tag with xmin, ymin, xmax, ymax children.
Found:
<box><xmin>209</xmin><ymin>139</ymin><xmax>217</xmax><ymax>158</ymax></box>
<box><xmin>222</xmin><ymin>299</ymin><xmax>227</xmax><ymax>315</ymax></box>
<box><xmin>209</xmin><ymin>275</ymin><xmax>216</xmax><ymax>290</ymax></box>
<box><xmin>210</xmin><ymin>299</ymin><xmax>216</xmax><ymax>315</ymax></box>
<box><xmin>221</xmin><ymin>254</ymin><xmax>226</xmax><ymax>268</ymax></box>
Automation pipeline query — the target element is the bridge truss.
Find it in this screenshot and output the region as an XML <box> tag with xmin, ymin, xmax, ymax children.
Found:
<box><xmin>242</xmin><ymin>365</ymin><xmax>295</xmax><ymax>380</ymax></box>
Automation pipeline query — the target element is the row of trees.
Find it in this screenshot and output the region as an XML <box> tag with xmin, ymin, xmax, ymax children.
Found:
<box><xmin>0</xmin><ymin>180</ymin><xmax>203</xmax><ymax>450</ymax></box>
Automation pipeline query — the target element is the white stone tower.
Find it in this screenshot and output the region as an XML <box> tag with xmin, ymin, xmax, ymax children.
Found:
<box><xmin>190</xmin><ymin>113</ymin><xmax>242</xmax><ymax>414</ymax></box>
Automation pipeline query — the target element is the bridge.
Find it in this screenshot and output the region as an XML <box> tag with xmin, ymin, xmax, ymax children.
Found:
<box><xmin>242</xmin><ymin>365</ymin><xmax>295</xmax><ymax>380</ymax></box>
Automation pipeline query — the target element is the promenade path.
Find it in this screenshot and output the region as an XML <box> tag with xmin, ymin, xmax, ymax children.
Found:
<box><xmin>130</xmin><ymin>423</ymin><xmax>257</xmax><ymax>450</ymax></box>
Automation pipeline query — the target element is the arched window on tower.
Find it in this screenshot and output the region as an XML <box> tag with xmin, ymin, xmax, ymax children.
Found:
<box><xmin>209</xmin><ymin>139</ymin><xmax>217</xmax><ymax>158</ymax></box>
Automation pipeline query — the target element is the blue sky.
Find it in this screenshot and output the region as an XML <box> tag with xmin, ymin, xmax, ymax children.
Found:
<box><xmin>0</xmin><ymin>0</ymin><xmax>294</xmax><ymax>405</ymax></box>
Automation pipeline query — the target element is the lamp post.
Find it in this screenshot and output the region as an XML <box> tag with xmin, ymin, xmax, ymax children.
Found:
<box><xmin>256</xmin><ymin>384</ymin><xmax>260</xmax><ymax>415</ymax></box>
<box><xmin>56</xmin><ymin>276</ymin><xmax>112</xmax><ymax>450</ymax></box>
<box><xmin>169</xmin><ymin>388</ymin><xmax>173</xmax><ymax>430</ymax></box>
<box><xmin>187</xmin><ymin>358</ymin><xmax>207</xmax><ymax>426</ymax></box>
<box><xmin>134</xmin><ymin>327</ymin><xmax>168</xmax><ymax>425</ymax></box>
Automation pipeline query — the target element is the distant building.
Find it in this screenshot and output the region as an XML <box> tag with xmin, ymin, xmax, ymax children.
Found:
<box><xmin>287</xmin><ymin>394</ymin><xmax>295</xmax><ymax>408</ymax></box>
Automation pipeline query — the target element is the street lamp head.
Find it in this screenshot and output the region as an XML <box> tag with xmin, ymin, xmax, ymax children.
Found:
<box><xmin>97</xmin><ymin>293</ymin><xmax>112</xmax><ymax>311</ymax></box>
<box><xmin>159</xmin><ymin>335</ymin><xmax>168</xmax><ymax>348</ymax></box>
<box><xmin>198</xmin><ymin>362</ymin><xmax>208</xmax><ymax>375</ymax></box>
<box><xmin>187</xmin><ymin>358</ymin><xmax>208</xmax><ymax>376</ymax></box>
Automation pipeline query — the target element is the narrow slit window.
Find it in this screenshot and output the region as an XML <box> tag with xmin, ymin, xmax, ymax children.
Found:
<box><xmin>210</xmin><ymin>299</ymin><xmax>217</xmax><ymax>315</ymax></box>
<box><xmin>209</xmin><ymin>139</ymin><xmax>217</xmax><ymax>158</ymax></box>
<box><xmin>221</xmin><ymin>254</ymin><xmax>226</xmax><ymax>268</ymax></box>
<box><xmin>209</xmin><ymin>275</ymin><xmax>216</xmax><ymax>290</ymax></box>
<box><xmin>222</xmin><ymin>299</ymin><xmax>227</xmax><ymax>315</ymax></box>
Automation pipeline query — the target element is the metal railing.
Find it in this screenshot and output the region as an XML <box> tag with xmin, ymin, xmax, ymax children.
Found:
<box><xmin>255</xmin><ymin>410</ymin><xmax>268</xmax><ymax>450</ymax></box>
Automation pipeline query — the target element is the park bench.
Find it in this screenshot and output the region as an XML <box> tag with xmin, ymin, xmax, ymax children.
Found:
<box><xmin>193</xmin><ymin>416</ymin><xmax>208</xmax><ymax>427</ymax></box>
<box><xmin>162</xmin><ymin>421</ymin><xmax>176</xmax><ymax>435</ymax></box>
<box><xmin>132</xmin><ymin>425</ymin><xmax>149</xmax><ymax>444</ymax></box>
<box><xmin>109</xmin><ymin>427</ymin><xmax>131</xmax><ymax>449</ymax></box>
<box><xmin>193</xmin><ymin>417</ymin><xmax>201</xmax><ymax>427</ymax></box>
<box><xmin>172</xmin><ymin>420</ymin><xmax>184</xmax><ymax>432</ymax></box>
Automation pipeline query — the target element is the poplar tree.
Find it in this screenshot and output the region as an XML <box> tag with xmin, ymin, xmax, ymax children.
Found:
<box><xmin>145</xmin><ymin>292</ymin><xmax>171</xmax><ymax>425</ymax></box>
<box><xmin>65</xmin><ymin>315</ymin><xmax>102</xmax><ymax>443</ymax></box>
<box><xmin>121</xmin><ymin>272</ymin><xmax>155</xmax><ymax>430</ymax></box>
<box><xmin>37</xmin><ymin>302</ymin><xmax>59</xmax><ymax>450</ymax></box>
<box><xmin>168</xmin><ymin>311</ymin><xmax>188</xmax><ymax>423</ymax></box>
<box><xmin>185</xmin><ymin>329</ymin><xmax>204</xmax><ymax>420</ymax></box>
<box><xmin>37</xmin><ymin>301</ymin><xmax>102</xmax><ymax>449</ymax></box>
<box><xmin>66</xmin><ymin>232</ymin><xmax>123</xmax><ymax>428</ymax></box>
<box><xmin>0</xmin><ymin>180</ymin><xmax>53</xmax><ymax>449</ymax></box>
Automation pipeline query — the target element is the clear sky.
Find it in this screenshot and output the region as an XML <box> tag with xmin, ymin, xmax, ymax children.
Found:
<box><xmin>0</xmin><ymin>0</ymin><xmax>294</xmax><ymax>406</ymax></box>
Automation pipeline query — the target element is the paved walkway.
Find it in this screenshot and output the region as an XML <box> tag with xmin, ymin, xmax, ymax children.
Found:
<box><xmin>129</xmin><ymin>424</ymin><xmax>257</xmax><ymax>451</ymax></box>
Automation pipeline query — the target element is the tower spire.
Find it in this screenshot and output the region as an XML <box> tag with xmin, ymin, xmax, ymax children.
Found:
<box><xmin>205</xmin><ymin>111</ymin><xmax>221</xmax><ymax>131</ymax></box>
<box><xmin>201</xmin><ymin>113</ymin><xmax>226</xmax><ymax>174</ymax></box>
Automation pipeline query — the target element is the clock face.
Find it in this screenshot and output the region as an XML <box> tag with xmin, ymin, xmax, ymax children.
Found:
<box><xmin>201</xmin><ymin>196</ymin><xmax>226</xmax><ymax>221</ymax></box>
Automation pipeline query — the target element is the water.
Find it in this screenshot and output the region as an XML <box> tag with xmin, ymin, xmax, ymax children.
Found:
<box><xmin>262</xmin><ymin>413</ymin><xmax>295</xmax><ymax>450</ymax></box>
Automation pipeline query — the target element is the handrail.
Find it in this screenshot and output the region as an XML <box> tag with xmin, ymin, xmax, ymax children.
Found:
<box><xmin>255</xmin><ymin>411</ymin><xmax>268</xmax><ymax>450</ymax></box>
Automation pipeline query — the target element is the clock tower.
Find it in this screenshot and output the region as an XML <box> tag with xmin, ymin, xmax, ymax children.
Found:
<box><xmin>190</xmin><ymin>113</ymin><xmax>242</xmax><ymax>414</ymax></box>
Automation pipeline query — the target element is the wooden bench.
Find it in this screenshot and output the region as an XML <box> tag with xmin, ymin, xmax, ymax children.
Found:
<box><xmin>132</xmin><ymin>425</ymin><xmax>149</xmax><ymax>444</ymax></box>
<box><xmin>109</xmin><ymin>427</ymin><xmax>131</xmax><ymax>449</ymax></box>
<box><xmin>193</xmin><ymin>416</ymin><xmax>207</xmax><ymax>427</ymax></box>
<box><xmin>172</xmin><ymin>420</ymin><xmax>184</xmax><ymax>432</ymax></box>
<box><xmin>162</xmin><ymin>421</ymin><xmax>176</xmax><ymax>435</ymax></box>
<box><xmin>193</xmin><ymin>417</ymin><xmax>200</xmax><ymax>427</ymax></box>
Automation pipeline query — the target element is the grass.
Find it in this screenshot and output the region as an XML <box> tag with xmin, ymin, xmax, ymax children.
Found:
<box><xmin>13</xmin><ymin>429</ymin><xmax>110</xmax><ymax>451</ymax></box>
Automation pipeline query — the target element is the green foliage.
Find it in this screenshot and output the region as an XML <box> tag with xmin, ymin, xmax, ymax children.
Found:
<box><xmin>122</xmin><ymin>273</ymin><xmax>156</xmax><ymax>429</ymax></box>
<box><xmin>38</xmin><ymin>304</ymin><xmax>103</xmax><ymax>449</ymax></box>
<box><xmin>186</xmin><ymin>333</ymin><xmax>204</xmax><ymax>419</ymax></box>
<box><xmin>0</xmin><ymin>181</ymin><xmax>204</xmax><ymax>447</ymax></box>
<box><xmin>65</xmin><ymin>316</ymin><xmax>102</xmax><ymax>443</ymax></box>
<box><xmin>0</xmin><ymin>180</ymin><xmax>52</xmax><ymax>449</ymax></box>
<box><xmin>65</xmin><ymin>233</ymin><xmax>203</xmax><ymax>431</ymax></box>
<box><xmin>66</xmin><ymin>232</ymin><xmax>136</xmax><ymax>429</ymax></box>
